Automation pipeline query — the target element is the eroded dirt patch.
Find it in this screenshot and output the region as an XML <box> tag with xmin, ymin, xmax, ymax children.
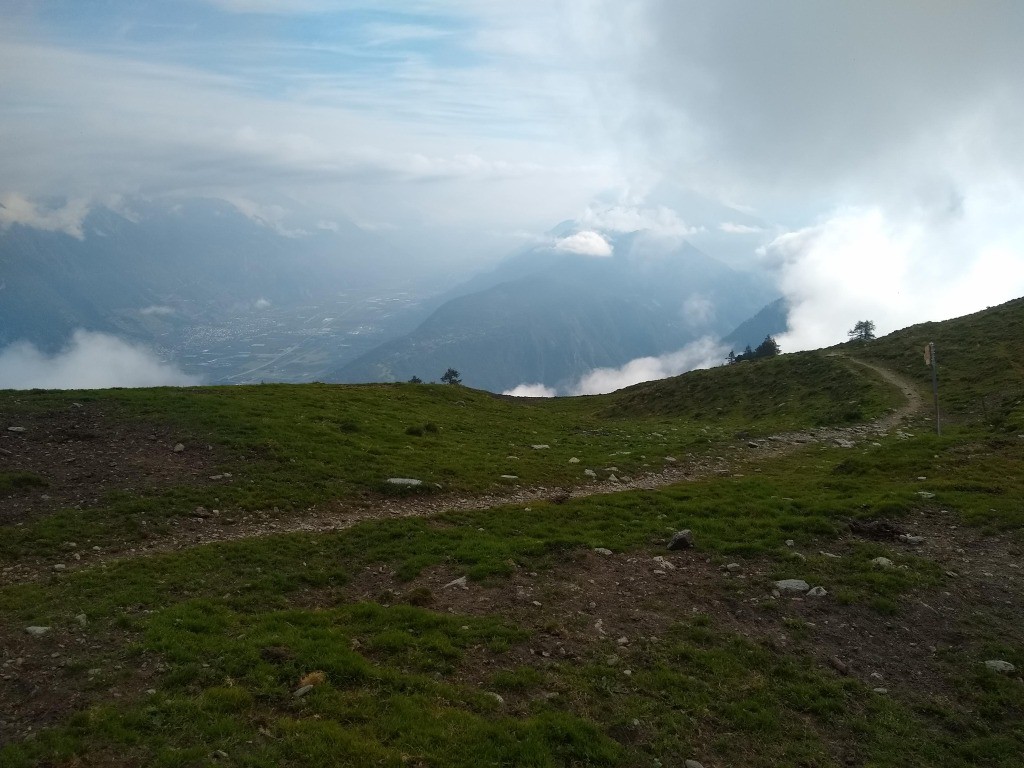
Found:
<box><xmin>2</xmin><ymin>402</ymin><xmax>224</xmax><ymax>526</ymax></box>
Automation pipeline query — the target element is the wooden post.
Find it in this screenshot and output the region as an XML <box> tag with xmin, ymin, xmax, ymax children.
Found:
<box><xmin>928</xmin><ymin>342</ymin><xmax>940</xmax><ymax>435</ymax></box>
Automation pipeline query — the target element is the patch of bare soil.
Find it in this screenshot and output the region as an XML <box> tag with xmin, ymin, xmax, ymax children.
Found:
<box><xmin>1</xmin><ymin>401</ymin><xmax>223</xmax><ymax>525</ymax></box>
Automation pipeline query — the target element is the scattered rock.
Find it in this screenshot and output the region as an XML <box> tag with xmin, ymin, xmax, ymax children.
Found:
<box><xmin>685</xmin><ymin>761</ymin><xmax>705</xmax><ymax>768</ymax></box>
<box><xmin>568</xmin><ymin>457</ymin><xmax>580</xmax><ymax>463</ymax></box>
<box><xmin>725</xmin><ymin>562</ymin><xmax>742</xmax><ymax>572</ymax></box>
<box><xmin>807</xmin><ymin>586</ymin><xmax>828</xmax><ymax>597</ymax></box>
<box><xmin>899</xmin><ymin>534</ymin><xmax>925</xmax><ymax>545</ymax></box>
<box><xmin>984</xmin><ymin>660</ymin><xmax>1016</xmax><ymax>674</ymax></box>
<box><xmin>664</xmin><ymin>456</ymin><xmax>677</xmax><ymax>463</ymax></box>
<box><xmin>917</xmin><ymin>491</ymin><xmax>935</xmax><ymax>499</ymax></box>
<box><xmin>607</xmin><ymin>474</ymin><xmax>619</xmax><ymax>483</ymax></box>
<box><xmin>819</xmin><ymin>551</ymin><xmax>842</xmax><ymax>559</ymax></box>
<box><xmin>828</xmin><ymin>656</ymin><xmax>850</xmax><ymax>675</ymax></box>
<box><xmin>75</xmin><ymin>614</ymin><xmax>87</xmax><ymax>627</ymax></box>
<box><xmin>871</xmin><ymin>557</ymin><xmax>895</xmax><ymax>570</ymax></box>
<box><xmin>593</xmin><ymin>547</ymin><xmax>613</xmax><ymax>556</ymax></box>
<box><xmin>6</xmin><ymin>426</ymin><xmax>26</xmax><ymax>433</ymax></box>
<box><xmin>386</xmin><ymin>477</ymin><xmax>423</xmax><ymax>486</ymax></box>
<box><xmin>873</xmin><ymin>687</ymin><xmax>888</xmax><ymax>694</ymax></box>
<box><xmin>444</xmin><ymin>575</ymin><xmax>469</xmax><ymax>590</ymax></box>
<box><xmin>531</xmin><ymin>444</ymin><xmax>550</xmax><ymax>450</ymax></box>
<box><xmin>25</xmin><ymin>626</ymin><xmax>51</xmax><ymax>636</ymax></box>
<box><xmin>293</xmin><ymin>685</ymin><xmax>314</xmax><ymax>698</ymax></box>
<box><xmin>485</xmin><ymin>691</ymin><xmax>505</xmax><ymax>706</ymax></box>
<box><xmin>211</xmin><ymin>750</ymin><xmax>229</xmax><ymax>760</ymax></box>
<box><xmin>584</xmin><ymin>469</ymin><xmax>597</xmax><ymax>478</ymax></box>
<box><xmin>774</xmin><ymin>579</ymin><xmax>810</xmax><ymax>594</ymax></box>
<box><xmin>667</xmin><ymin>530</ymin><xmax>694</xmax><ymax>551</ymax></box>
<box><xmin>172</xmin><ymin>443</ymin><xmax>185</xmax><ymax>452</ymax></box>
<box><xmin>785</xmin><ymin>539</ymin><xmax>795</xmax><ymax>547</ymax></box>
<box><xmin>500</xmin><ymin>475</ymin><xmax>519</xmax><ymax>480</ymax></box>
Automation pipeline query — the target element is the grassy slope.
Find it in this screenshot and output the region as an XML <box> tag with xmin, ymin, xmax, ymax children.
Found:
<box><xmin>0</xmin><ymin>352</ymin><xmax>899</xmax><ymax>561</ymax></box>
<box><xmin>2</xmin><ymin>299</ymin><xmax>1024</xmax><ymax>766</ymax></box>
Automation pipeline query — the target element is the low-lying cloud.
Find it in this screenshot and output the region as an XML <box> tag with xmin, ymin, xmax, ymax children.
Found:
<box><xmin>0</xmin><ymin>330</ymin><xmax>200</xmax><ymax>390</ymax></box>
<box><xmin>554</xmin><ymin>230</ymin><xmax>612</xmax><ymax>257</ymax></box>
<box><xmin>571</xmin><ymin>336</ymin><xmax>726</xmax><ymax>395</ymax></box>
<box><xmin>767</xmin><ymin>186</ymin><xmax>1024</xmax><ymax>352</ymax></box>
<box><xmin>502</xmin><ymin>382</ymin><xmax>557</xmax><ymax>398</ymax></box>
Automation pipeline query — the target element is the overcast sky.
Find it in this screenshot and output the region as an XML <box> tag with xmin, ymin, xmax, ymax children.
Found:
<box><xmin>3</xmin><ymin>0</ymin><xmax>1024</xmax><ymax>356</ymax></box>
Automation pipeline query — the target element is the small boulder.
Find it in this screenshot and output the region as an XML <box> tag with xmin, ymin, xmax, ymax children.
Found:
<box><xmin>774</xmin><ymin>579</ymin><xmax>810</xmax><ymax>594</ymax></box>
<box><xmin>531</xmin><ymin>444</ymin><xmax>550</xmax><ymax>450</ymax></box>
<box><xmin>667</xmin><ymin>530</ymin><xmax>694</xmax><ymax>551</ymax></box>
<box><xmin>584</xmin><ymin>469</ymin><xmax>597</xmax><ymax>478</ymax></box>
<box><xmin>594</xmin><ymin>547</ymin><xmax>613</xmax><ymax>556</ymax></box>
<box><xmin>807</xmin><ymin>586</ymin><xmax>828</xmax><ymax>597</ymax></box>
<box><xmin>173</xmin><ymin>443</ymin><xmax>185</xmax><ymax>453</ymax></box>
<box><xmin>568</xmin><ymin>457</ymin><xmax>580</xmax><ymax>464</ymax></box>
<box><xmin>26</xmin><ymin>626</ymin><xmax>51</xmax><ymax>636</ymax></box>
<box><xmin>871</xmin><ymin>557</ymin><xmax>895</xmax><ymax>570</ymax></box>
<box><xmin>985</xmin><ymin>660</ymin><xmax>1016</xmax><ymax>674</ymax></box>
<box><xmin>444</xmin><ymin>575</ymin><xmax>469</xmax><ymax>590</ymax></box>
<box><xmin>386</xmin><ymin>477</ymin><xmax>423</xmax><ymax>487</ymax></box>
<box><xmin>7</xmin><ymin>426</ymin><xmax>27</xmax><ymax>433</ymax></box>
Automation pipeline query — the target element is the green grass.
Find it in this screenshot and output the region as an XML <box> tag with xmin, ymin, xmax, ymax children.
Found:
<box><xmin>4</xmin><ymin>297</ymin><xmax>1024</xmax><ymax>766</ymax></box>
<box><xmin>0</xmin><ymin>351</ymin><xmax>904</xmax><ymax>563</ymax></box>
<box><xmin>0</xmin><ymin>470</ymin><xmax>47</xmax><ymax>494</ymax></box>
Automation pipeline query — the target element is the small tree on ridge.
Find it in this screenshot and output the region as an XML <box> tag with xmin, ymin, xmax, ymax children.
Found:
<box><xmin>848</xmin><ymin>320</ymin><xmax>876</xmax><ymax>342</ymax></box>
<box><xmin>440</xmin><ymin>368</ymin><xmax>462</xmax><ymax>385</ymax></box>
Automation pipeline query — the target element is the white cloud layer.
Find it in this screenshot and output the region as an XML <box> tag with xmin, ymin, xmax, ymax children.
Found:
<box><xmin>0</xmin><ymin>194</ymin><xmax>91</xmax><ymax>238</ymax></box>
<box><xmin>0</xmin><ymin>331</ymin><xmax>200</xmax><ymax>390</ymax></box>
<box><xmin>768</xmin><ymin>186</ymin><xmax>1024</xmax><ymax>352</ymax></box>
<box><xmin>502</xmin><ymin>382</ymin><xmax>557</xmax><ymax>397</ymax></box>
<box><xmin>571</xmin><ymin>336</ymin><xmax>726</xmax><ymax>395</ymax></box>
<box><xmin>554</xmin><ymin>230</ymin><xmax>612</xmax><ymax>257</ymax></box>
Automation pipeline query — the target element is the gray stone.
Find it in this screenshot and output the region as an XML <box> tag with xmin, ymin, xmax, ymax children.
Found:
<box><xmin>807</xmin><ymin>586</ymin><xmax>828</xmax><ymax>597</ymax></box>
<box><xmin>871</xmin><ymin>557</ymin><xmax>895</xmax><ymax>570</ymax></box>
<box><xmin>584</xmin><ymin>469</ymin><xmax>597</xmax><ymax>478</ymax></box>
<box><xmin>386</xmin><ymin>477</ymin><xmax>423</xmax><ymax>486</ymax></box>
<box><xmin>7</xmin><ymin>426</ymin><xmax>26</xmax><ymax>433</ymax></box>
<box><xmin>75</xmin><ymin>614</ymin><xmax>88</xmax><ymax>627</ymax></box>
<box><xmin>985</xmin><ymin>659</ymin><xmax>1016</xmax><ymax>674</ymax></box>
<box><xmin>568</xmin><ymin>457</ymin><xmax>580</xmax><ymax>463</ymax></box>
<box><xmin>25</xmin><ymin>626</ymin><xmax>51</xmax><ymax>636</ymax></box>
<box><xmin>899</xmin><ymin>534</ymin><xmax>925</xmax><ymax>545</ymax></box>
<box><xmin>774</xmin><ymin>579</ymin><xmax>810</xmax><ymax>594</ymax></box>
<box><xmin>499</xmin><ymin>475</ymin><xmax>519</xmax><ymax>480</ymax></box>
<box><xmin>531</xmin><ymin>444</ymin><xmax>550</xmax><ymax>450</ymax></box>
<box><xmin>685</xmin><ymin>761</ymin><xmax>705</xmax><ymax>768</ymax></box>
<box><xmin>444</xmin><ymin>575</ymin><xmax>469</xmax><ymax>590</ymax></box>
<box><xmin>293</xmin><ymin>684</ymin><xmax>314</xmax><ymax>698</ymax></box>
<box><xmin>485</xmin><ymin>691</ymin><xmax>505</xmax><ymax>706</ymax></box>
<box><xmin>172</xmin><ymin>443</ymin><xmax>185</xmax><ymax>452</ymax></box>
<box><xmin>593</xmin><ymin>547</ymin><xmax>613</xmax><ymax>556</ymax></box>
<box><xmin>667</xmin><ymin>530</ymin><xmax>694</xmax><ymax>551</ymax></box>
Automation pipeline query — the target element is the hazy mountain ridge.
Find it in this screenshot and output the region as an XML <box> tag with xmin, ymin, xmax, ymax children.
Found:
<box><xmin>333</xmin><ymin>231</ymin><xmax>779</xmax><ymax>391</ymax></box>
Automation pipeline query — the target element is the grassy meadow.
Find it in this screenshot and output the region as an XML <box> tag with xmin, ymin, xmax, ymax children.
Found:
<box><xmin>2</xmin><ymin>298</ymin><xmax>1024</xmax><ymax>766</ymax></box>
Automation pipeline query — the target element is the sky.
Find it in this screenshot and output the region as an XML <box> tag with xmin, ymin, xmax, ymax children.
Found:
<box><xmin>3</xmin><ymin>1</ymin><xmax>1024</xmax><ymax>387</ymax></box>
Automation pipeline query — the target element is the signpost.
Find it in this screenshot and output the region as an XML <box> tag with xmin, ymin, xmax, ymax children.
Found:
<box><xmin>924</xmin><ymin>342</ymin><xmax>940</xmax><ymax>435</ymax></box>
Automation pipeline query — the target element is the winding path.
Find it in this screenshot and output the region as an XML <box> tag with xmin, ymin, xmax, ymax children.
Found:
<box><xmin>3</xmin><ymin>358</ymin><xmax>927</xmax><ymax>584</ymax></box>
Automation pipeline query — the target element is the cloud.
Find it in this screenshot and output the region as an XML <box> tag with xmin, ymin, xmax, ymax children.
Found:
<box><xmin>719</xmin><ymin>222</ymin><xmax>765</xmax><ymax>235</ymax></box>
<box><xmin>767</xmin><ymin>186</ymin><xmax>1024</xmax><ymax>352</ymax></box>
<box><xmin>502</xmin><ymin>382</ymin><xmax>557</xmax><ymax>397</ymax></box>
<box><xmin>571</xmin><ymin>336</ymin><xmax>726</xmax><ymax>395</ymax></box>
<box><xmin>579</xmin><ymin>204</ymin><xmax>699</xmax><ymax>237</ymax></box>
<box><xmin>0</xmin><ymin>194</ymin><xmax>90</xmax><ymax>238</ymax></box>
<box><xmin>254</xmin><ymin>298</ymin><xmax>272</xmax><ymax>309</ymax></box>
<box><xmin>139</xmin><ymin>305</ymin><xmax>176</xmax><ymax>317</ymax></box>
<box><xmin>554</xmin><ymin>230</ymin><xmax>612</xmax><ymax>257</ymax></box>
<box><xmin>0</xmin><ymin>331</ymin><xmax>200</xmax><ymax>390</ymax></box>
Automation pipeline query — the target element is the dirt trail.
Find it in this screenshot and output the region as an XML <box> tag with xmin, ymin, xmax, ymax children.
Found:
<box><xmin>2</xmin><ymin>359</ymin><xmax>926</xmax><ymax>584</ymax></box>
